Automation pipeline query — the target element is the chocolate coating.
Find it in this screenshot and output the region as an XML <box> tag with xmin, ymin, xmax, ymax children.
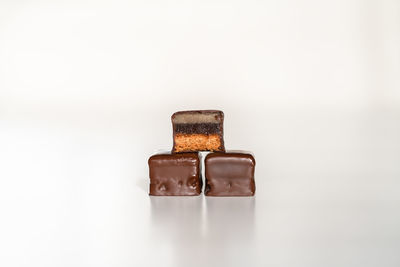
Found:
<box><xmin>148</xmin><ymin>153</ymin><xmax>202</xmax><ymax>196</ymax></box>
<box><xmin>205</xmin><ymin>152</ymin><xmax>256</xmax><ymax>196</ymax></box>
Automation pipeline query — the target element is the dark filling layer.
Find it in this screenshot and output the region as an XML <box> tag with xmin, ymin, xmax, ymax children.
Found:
<box><xmin>173</xmin><ymin>123</ymin><xmax>222</xmax><ymax>134</ymax></box>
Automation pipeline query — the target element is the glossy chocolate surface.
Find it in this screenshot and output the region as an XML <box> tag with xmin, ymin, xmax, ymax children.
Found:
<box><xmin>148</xmin><ymin>153</ymin><xmax>202</xmax><ymax>196</ymax></box>
<box><xmin>205</xmin><ymin>153</ymin><xmax>256</xmax><ymax>196</ymax></box>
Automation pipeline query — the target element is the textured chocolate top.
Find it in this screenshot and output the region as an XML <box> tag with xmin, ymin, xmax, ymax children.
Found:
<box><xmin>149</xmin><ymin>153</ymin><xmax>199</xmax><ymax>166</ymax></box>
<box><xmin>171</xmin><ymin>110</ymin><xmax>224</xmax><ymax>124</ymax></box>
<box><xmin>206</xmin><ymin>153</ymin><xmax>255</xmax><ymax>168</ymax></box>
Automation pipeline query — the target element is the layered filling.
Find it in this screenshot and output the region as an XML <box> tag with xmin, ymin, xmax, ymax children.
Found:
<box><xmin>172</xmin><ymin>111</ymin><xmax>224</xmax><ymax>152</ymax></box>
<box><xmin>172</xmin><ymin>111</ymin><xmax>223</xmax><ymax>124</ymax></box>
<box><xmin>174</xmin><ymin>123</ymin><xmax>221</xmax><ymax>135</ymax></box>
<box><xmin>174</xmin><ymin>133</ymin><xmax>222</xmax><ymax>152</ymax></box>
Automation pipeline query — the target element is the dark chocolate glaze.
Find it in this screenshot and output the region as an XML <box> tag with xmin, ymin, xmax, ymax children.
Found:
<box><xmin>148</xmin><ymin>153</ymin><xmax>202</xmax><ymax>196</ymax></box>
<box><xmin>171</xmin><ymin>110</ymin><xmax>225</xmax><ymax>153</ymax></box>
<box><xmin>204</xmin><ymin>153</ymin><xmax>256</xmax><ymax>196</ymax></box>
<box><xmin>173</xmin><ymin>123</ymin><xmax>222</xmax><ymax>134</ymax></box>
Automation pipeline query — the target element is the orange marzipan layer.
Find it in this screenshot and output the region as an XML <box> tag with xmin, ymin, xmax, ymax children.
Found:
<box><xmin>174</xmin><ymin>134</ymin><xmax>221</xmax><ymax>152</ymax></box>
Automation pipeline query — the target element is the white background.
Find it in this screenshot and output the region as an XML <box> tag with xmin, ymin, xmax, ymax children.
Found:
<box><xmin>0</xmin><ymin>1</ymin><xmax>399</xmax><ymax>266</ymax></box>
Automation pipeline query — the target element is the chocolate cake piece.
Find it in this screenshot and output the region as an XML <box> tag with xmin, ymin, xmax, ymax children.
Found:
<box><xmin>171</xmin><ymin>110</ymin><xmax>225</xmax><ymax>153</ymax></box>
<box><xmin>204</xmin><ymin>152</ymin><xmax>256</xmax><ymax>196</ymax></box>
<box><xmin>148</xmin><ymin>153</ymin><xmax>202</xmax><ymax>196</ymax></box>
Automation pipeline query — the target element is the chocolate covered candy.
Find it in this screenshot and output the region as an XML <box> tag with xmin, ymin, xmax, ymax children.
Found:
<box><xmin>148</xmin><ymin>153</ymin><xmax>202</xmax><ymax>196</ymax></box>
<box><xmin>171</xmin><ymin>110</ymin><xmax>225</xmax><ymax>153</ymax></box>
<box><xmin>205</xmin><ymin>152</ymin><xmax>256</xmax><ymax>196</ymax></box>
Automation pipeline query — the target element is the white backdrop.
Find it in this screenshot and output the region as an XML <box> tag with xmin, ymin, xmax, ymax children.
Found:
<box><xmin>1</xmin><ymin>1</ymin><xmax>399</xmax><ymax>267</ymax></box>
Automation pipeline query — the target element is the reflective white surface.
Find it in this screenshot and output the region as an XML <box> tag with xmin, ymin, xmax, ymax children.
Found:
<box><xmin>1</xmin><ymin>0</ymin><xmax>400</xmax><ymax>265</ymax></box>
<box><xmin>1</xmin><ymin>110</ymin><xmax>399</xmax><ymax>267</ymax></box>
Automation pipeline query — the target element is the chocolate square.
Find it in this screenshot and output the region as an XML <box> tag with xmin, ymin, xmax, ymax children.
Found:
<box><xmin>205</xmin><ymin>152</ymin><xmax>256</xmax><ymax>196</ymax></box>
<box><xmin>148</xmin><ymin>153</ymin><xmax>202</xmax><ymax>196</ymax></box>
<box><xmin>171</xmin><ymin>110</ymin><xmax>225</xmax><ymax>153</ymax></box>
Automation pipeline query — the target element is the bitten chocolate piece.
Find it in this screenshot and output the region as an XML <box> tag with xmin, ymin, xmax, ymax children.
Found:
<box><xmin>205</xmin><ymin>152</ymin><xmax>256</xmax><ymax>196</ymax></box>
<box><xmin>148</xmin><ymin>153</ymin><xmax>202</xmax><ymax>196</ymax></box>
<box><xmin>172</xmin><ymin>110</ymin><xmax>225</xmax><ymax>153</ymax></box>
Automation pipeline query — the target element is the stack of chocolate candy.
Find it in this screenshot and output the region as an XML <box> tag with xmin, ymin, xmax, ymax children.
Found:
<box><xmin>148</xmin><ymin>110</ymin><xmax>255</xmax><ymax>197</ymax></box>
